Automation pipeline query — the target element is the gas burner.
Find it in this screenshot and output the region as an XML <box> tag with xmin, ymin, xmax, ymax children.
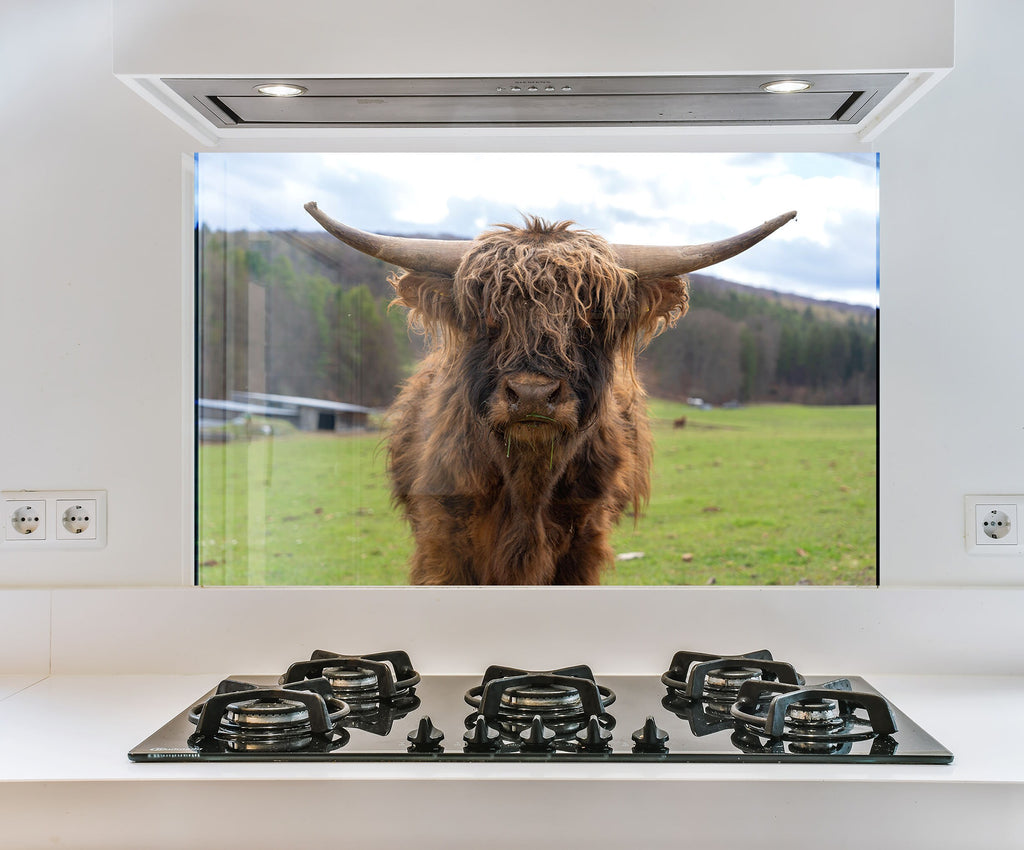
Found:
<box><xmin>464</xmin><ymin>665</ymin><xmax>616</xmax><ymax>738</ymax></box>
<box><xmin>280</xmin><ymin>649</ymin><xmax>421</xmax><ymax>711</ymax></box>
<box><xmin>730</xmin><ymin>677</ymin><xmax>898</xmax><ymax>746</ymax></box>
<box><xmin>187</xmin><ymin>677</ymin><xmax>351</xmax><ymax>753</ymax></box>
<box><xmin>661</xmin><ymin>649</ymin><xmax>804</xmax><ymax>710</ymax></box>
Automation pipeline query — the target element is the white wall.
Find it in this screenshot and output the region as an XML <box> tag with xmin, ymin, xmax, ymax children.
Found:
<box><xmin>876</xmin><ymin>0</ymin><xmax>1024</xmax><ymax>584</ymax></box>
<box><xmin>1</xmin><ymin>0</ymin><xmax>195</xmax><ymax>585</ymax></box>
<box><xmin>0</xmin><ymin>0</ymin><xmax>1020</xmax><ymax>588</ymax></box>
<box><xmin>111</xmin><ymin>0</ymin><xmax>952</xmax><ymax>79</ymax></box>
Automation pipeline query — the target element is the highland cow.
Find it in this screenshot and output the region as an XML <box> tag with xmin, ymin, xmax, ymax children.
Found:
<box><xmin>305</xmin><ymin>202</ymin><xmax>795</xmax><ymax>585</ymax></box>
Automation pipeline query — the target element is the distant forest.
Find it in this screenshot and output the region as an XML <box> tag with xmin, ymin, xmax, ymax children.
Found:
<box><xmin>199</xmin><ymin>227</ymin><xmax>877</xmax><ymax>409</ymax></box>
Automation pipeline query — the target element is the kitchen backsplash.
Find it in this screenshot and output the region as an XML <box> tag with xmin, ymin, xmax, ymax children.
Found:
<box><xmin>2</xmin><ymin>585</ymin><xmax>1021</xmax><ymax>677</ymax></box>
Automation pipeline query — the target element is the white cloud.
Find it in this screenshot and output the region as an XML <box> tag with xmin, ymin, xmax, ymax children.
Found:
<box><xmin>197</xmin><ymin>151</ymin><xmax>878</xmax><ymax>306</ymax></box>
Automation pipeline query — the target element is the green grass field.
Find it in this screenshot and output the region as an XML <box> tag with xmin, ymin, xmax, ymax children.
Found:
<box><xmin>198</xmin><ymin>401</ymin><xmax>876</xmax><ymax>586</ymax></box>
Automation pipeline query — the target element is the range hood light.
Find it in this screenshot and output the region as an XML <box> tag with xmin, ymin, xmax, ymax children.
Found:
<box><xmin>255</xmin><ymin>83</ymin><xmax>307</xmax><ymax>97</ymax></box>
<box><xmin>760</xmin><ymin>79</ymin><xmax>813</xmax><ymax>94</ymax></box>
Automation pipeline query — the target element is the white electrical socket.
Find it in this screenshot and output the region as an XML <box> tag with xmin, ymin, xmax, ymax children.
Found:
<box><xmin>0</xmin><ymin>490</ymin><xmax>106</xmax><ymax>549</ymax></box>
<box><xmin>56</xmin><ymin>499</ymin><xmax>98</xmax><ymax>540</ymax></box>
<box><xmin>4</xmin><ymin>500</ymin><xmax>46</xmax><ymax>541</ymax></box>
<box><xmin>965</xmin><ymin>495</ymin><xmax>1024</xmax><ymax>556</ymax></box>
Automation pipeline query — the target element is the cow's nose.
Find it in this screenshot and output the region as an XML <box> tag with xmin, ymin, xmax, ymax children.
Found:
<box><xmin>503</xmin><ymin>374</ymin><xmax>565</xmax><ymax>412</ymax></box>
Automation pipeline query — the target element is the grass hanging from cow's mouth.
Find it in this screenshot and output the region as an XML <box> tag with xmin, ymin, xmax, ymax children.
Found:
<box><xmin>502</xmin><ymin>415</ymin><xmax>559</xmax><ymax>468</ymax></box>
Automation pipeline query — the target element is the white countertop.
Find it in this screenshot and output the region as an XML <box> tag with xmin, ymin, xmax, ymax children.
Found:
<box><xmin>1</xmin><ymin>672</ymin><xmax>1022</xmax><ymax>848</ymax></box>
<box><xmin>0</xmin><ymin>675</ymin><xmax>46</xmax><ymax>703</ymax></box>
<box><xmin>4</xmin><ymin>587</ymin><xmax>1024</xmax><ymax>847</ymax></box>
<box><xmin>0</xmin><ymin>672</ymin><xmax>1018</xmax><ymax>783</ymax></box>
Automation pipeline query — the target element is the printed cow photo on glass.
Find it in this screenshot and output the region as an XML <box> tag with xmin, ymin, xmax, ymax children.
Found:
<box><xmin>195</xmin><ymin>152</ymin><xmax>878</xmax><ymax>586</ymax></box>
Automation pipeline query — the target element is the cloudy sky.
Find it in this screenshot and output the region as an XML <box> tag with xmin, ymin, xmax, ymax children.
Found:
<box><xmin>198</xmin><ymin>151</ymin><xmax>879</xmax><ymax>306</ymax></box>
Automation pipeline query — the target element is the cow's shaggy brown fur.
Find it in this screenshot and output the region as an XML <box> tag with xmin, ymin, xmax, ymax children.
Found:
<box><xmin>387</xmin><ymin>218</ymin><xmax>688</xmax><ymax>585</ymax></box>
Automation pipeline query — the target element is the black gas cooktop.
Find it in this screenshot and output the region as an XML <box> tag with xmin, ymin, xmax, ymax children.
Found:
<box><xmin>128</xmin><ymin>649</ymin><xmax>953</xmax><ymax>764</ymax></box>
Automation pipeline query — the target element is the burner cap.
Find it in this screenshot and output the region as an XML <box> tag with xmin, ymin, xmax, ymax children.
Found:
<box><xmin>784</xmin><ymin>698</ymin><xmax>844</xmax><ymax>734</ymax></box>
<box><xmin>224</xmin><ymin>697</ymin><xmax>310</xmax><ymax>729</ymax></box>
<box><xmin>216</xmin><ymin>697</ymin><xmax>315</xmax><ymax>751</ymax></box>
<box><xmin>704</xmin><ymin>666</ymin><xmax>764</xmax><ymax>694</ymax></box>
<box><xmin>500</xmin><ymin>683</ymin><xmax>584</xmax><ymax>714</ymax></box>
<box><xmin>323</xmin><ymin>666</ymin><xmax>379</xmax><ymax>694</ymax></box>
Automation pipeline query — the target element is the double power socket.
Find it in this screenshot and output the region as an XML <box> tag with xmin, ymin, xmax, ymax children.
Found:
<box><xmin>1</xmin><ymin>489</ymin><xmax>107</xmax><ymax>549</ymax></box>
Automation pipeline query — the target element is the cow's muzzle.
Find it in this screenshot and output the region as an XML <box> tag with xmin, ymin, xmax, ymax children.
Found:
<box><xmin>493</xmin><ymin>372</ymin><xmax>581</xmax><ymax>438</ymax></box>
<box><xmin>503</xmin><ymin>372</ymin><xmax>569</xmax><ymax>415</ymax></box>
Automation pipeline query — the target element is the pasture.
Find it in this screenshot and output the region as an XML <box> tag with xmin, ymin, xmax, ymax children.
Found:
<box><xmin>198</xmin><ymin>402</ymin><xmax>876</xmax><ymax>586</ymax></box>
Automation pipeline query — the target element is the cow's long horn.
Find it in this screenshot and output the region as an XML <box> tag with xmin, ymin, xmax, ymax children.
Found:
<box><xmin>304</xmin><ymin>201</ymin><xmax>470</xmax><ymax>274</ymax></box>
<box><xmin>612</xmin><ymin>211</ymin><xmax>798</xmax><ymax>277</ymax></box>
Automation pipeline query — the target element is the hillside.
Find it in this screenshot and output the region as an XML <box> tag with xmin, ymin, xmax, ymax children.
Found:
<box><xmin>641</xmin><ymin>273</ymin><xmax>877</xmax><ymax>405</ymax></box>
<box><xmin>198</xmin><ymin>228</ymin><xmax>876</xmax><ymax>408</ymax></box>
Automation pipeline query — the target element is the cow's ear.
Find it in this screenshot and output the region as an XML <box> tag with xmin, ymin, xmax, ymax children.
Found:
<box><xmin>633</xmin><ymin>275</ymin><xmax>690</xmax><ymax>340</ymax></box>
<box><xmin>391</xmin><ymin>271</ymin><xmax>459</xmax><ymax>331</ymax></box>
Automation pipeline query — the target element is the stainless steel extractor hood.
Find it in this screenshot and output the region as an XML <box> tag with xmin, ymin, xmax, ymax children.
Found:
<box><xmin>113</xmin><ymin>0</ymin><xmax>953</xmax><ymax>146</ymax></box>
<box><xmin>163</xmin><ymin>73</ymin><xmax>906</xmax><ymax>130</ymax></box>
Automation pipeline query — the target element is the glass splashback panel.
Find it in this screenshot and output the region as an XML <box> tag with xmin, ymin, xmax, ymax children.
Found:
<box><xmin>195</xmin><ymin>152</ymin><xmax>877</xmax><ymax>586</ymax></box>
